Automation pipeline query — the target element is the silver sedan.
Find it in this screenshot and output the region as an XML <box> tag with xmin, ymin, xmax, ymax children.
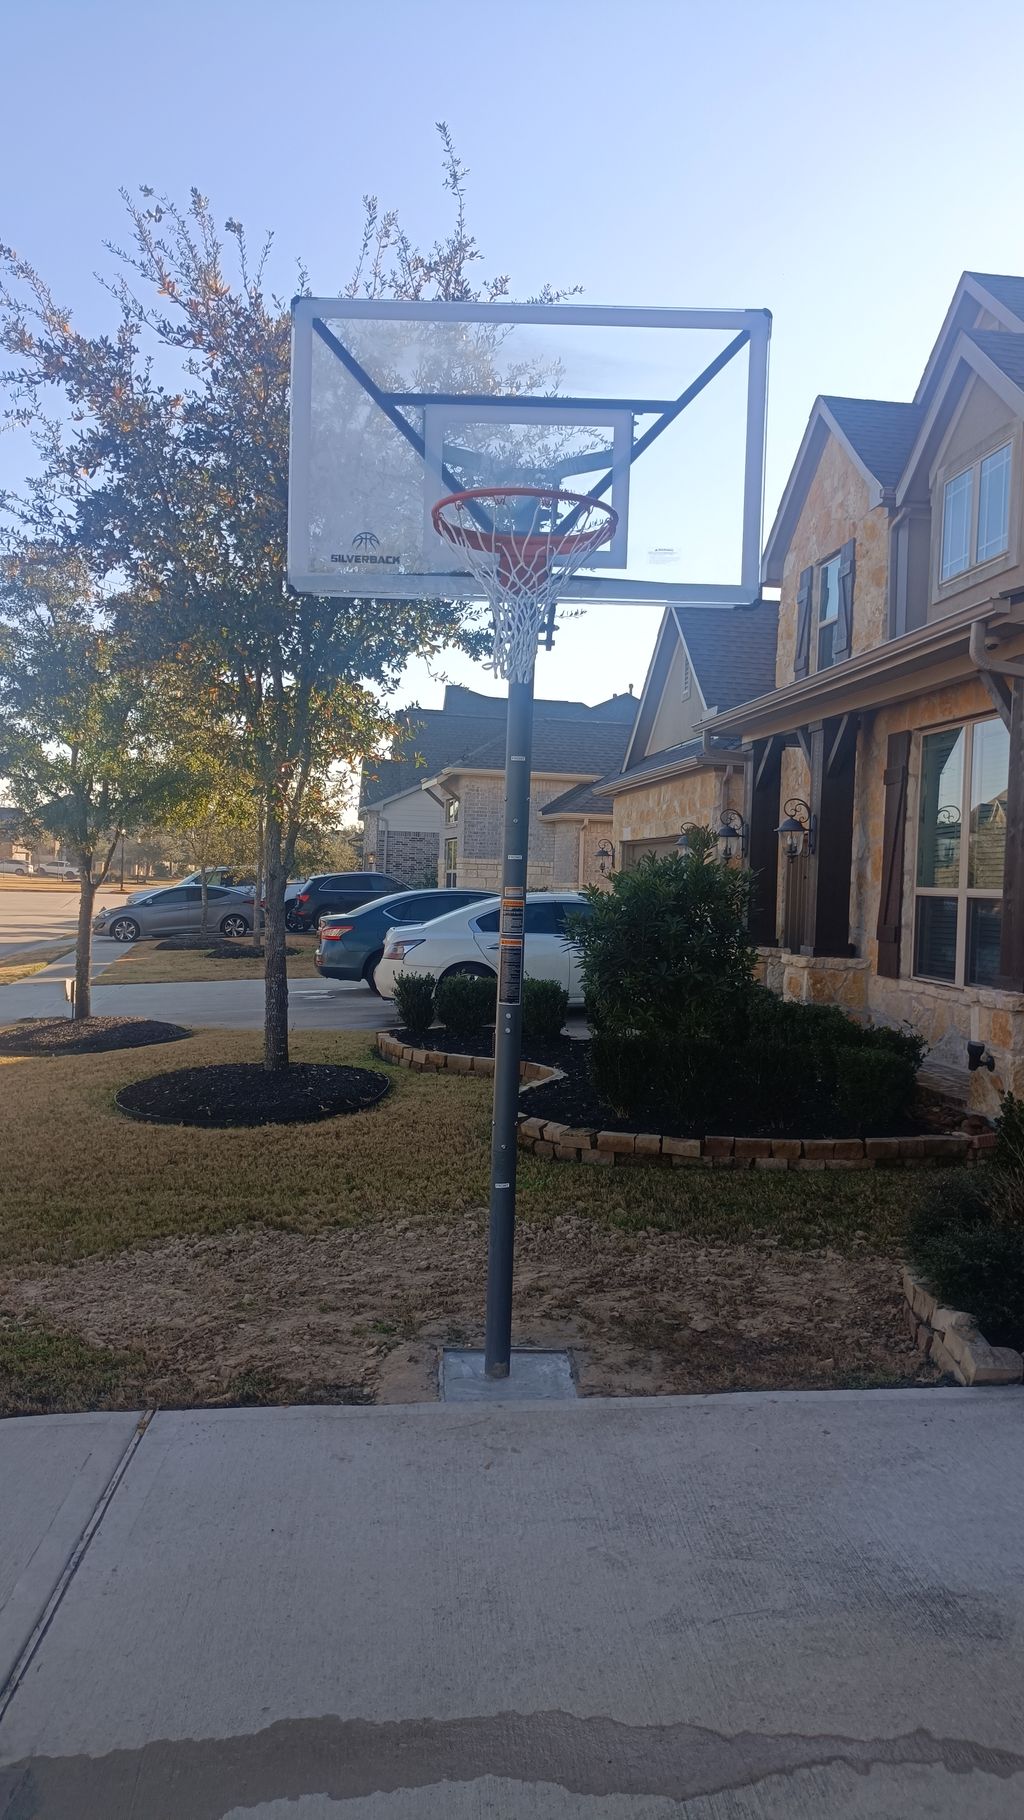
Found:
<box><xmin>92</xmin><ymin>883</ymin><xmax>258</xmax><ymax>943</ymax></box>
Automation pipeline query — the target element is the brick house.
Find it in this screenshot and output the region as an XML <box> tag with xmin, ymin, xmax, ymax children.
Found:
<box><xmin>359</xmin><ymin>685</ymin><xmax>637</xmax><ymax>891</ymax></box>
<box><xmin>696</xmin><ymin>272</ymin><xmax>1024</xmax><ymax>1112</ymax></box>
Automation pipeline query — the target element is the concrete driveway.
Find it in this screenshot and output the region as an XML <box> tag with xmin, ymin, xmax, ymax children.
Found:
<box><xmin>1</xmin><ymin>1388</ymin><xmax>1022</xmax><ymax>1817</ymax></box>
<box><xmin>0</xmin><ymin>952</ymin><xmax>390</xmax><ymax>1031</ymax></box>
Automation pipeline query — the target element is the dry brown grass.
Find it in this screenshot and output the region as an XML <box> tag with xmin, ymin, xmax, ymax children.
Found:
<box><xmin>100</xmin><ymin>932</ymin><xmax>320</xmax><ymax>984</ymax></box>
<box><xmin>0</xmin><ymin>940</ymin><xmax>76</xmax><ymax>986</ymax></box>
<box><xmin>0</xmin><ymin>1027</ymin><xmax>951</xmax><ymax>1277</ymax></box>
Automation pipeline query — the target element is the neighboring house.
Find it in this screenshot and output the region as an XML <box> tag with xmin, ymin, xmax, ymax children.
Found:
<box><xmin>359</xmin><ymin>684</ymin><xmax>637</xmax><ymax>891</ymax></box>
<box><xmin>0</xmin><ymin>807</ymin><xmax>32</xmax><ymax>869</ymax></box>
<box><xmin>600</xmin><ymin>601</ymin><xmax>780</xmax><ymax>864</ymax></box>
<box><xmin>699</xmin><ymin>271</ymin><xmax>1024</xmax><ymax>1111</ymax></box>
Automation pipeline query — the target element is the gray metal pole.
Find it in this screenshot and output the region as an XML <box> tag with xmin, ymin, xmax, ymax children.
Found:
<box><xmin>484</xmin><ymin>670</ymin><xmax>536</xmax><ymax>1377</ymax></box>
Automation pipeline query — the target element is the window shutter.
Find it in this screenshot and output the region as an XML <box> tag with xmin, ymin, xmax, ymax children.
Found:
<box><xmin>876</xmin><ymin>731</ymin><xmax>911</xmax><ymax>978</ymax></box>
<box><xmin>834</xmin><ymin>537</ymin><xmax>855</xmax><ymax>663</ymax></box>
<box><xmin>794</xmin><ymin>566</ymin><xmax>813</xmax><ymax>678</ymax></box>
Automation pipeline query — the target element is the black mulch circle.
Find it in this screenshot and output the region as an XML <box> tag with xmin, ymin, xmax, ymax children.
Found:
<box><xmin>115</xmin><ymin>1061</ymin><xmax>391</xmax><ymax>1128</ymax></box>
<box><xmin>0</xmin><ymin>1016</ymin><xmax>192</xmax><ymax>1058</ymax></box>
<box><xmin>154</xmin><ymin>936</ymin><xmax>297</xmax><ymax>959</ymax></box>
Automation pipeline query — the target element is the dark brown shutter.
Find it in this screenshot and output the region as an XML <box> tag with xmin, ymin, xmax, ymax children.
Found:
<box><xmin>834</xmin><ymin>537</ymin><xmax>855</xmax><ymax>663</ymax></box>
<box><xmin>876</xmin><ymin>730</ymin><xmax>911</xmax><ymax>978</ymax></box>
<box><xmin>794</xmin><ymin>566</ymin><xmax>813</xmax><ymax>678</ymax></box>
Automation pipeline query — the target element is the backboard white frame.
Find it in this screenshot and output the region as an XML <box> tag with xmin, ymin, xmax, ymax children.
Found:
<box><xmin>288</xmin><ymin>297</ymin><xmax>770</xmax><ymax>605</ymax></box>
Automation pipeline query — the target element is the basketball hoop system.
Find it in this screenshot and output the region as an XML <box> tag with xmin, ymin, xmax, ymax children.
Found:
<box><xmin>432</xmin><ymin>487</ymin><xmax>618</xmax><ymax>682</ymax></box>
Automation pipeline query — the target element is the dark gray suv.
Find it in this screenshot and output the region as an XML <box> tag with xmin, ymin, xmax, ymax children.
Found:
<box><xmin>286</xmin><ymin>871</ymin><xmax>406</xmax><ymax>931</ymax></box>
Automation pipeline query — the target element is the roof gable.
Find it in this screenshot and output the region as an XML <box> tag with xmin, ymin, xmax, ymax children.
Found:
<box><xmin>896</xmin><ymin>328</ymin><xmax>1024</xmax><ymax>509</ymax></box>
<box><xmin>762</xmin><ymin>396</ymin><xmax>922</xmax><ymax>586</ymax></box>
<box><xmin>914</xmin><ymin>271</ymin><xmax>1024</xmax><ymax>416</ymax></box>
<box><xmin>622</xmin><ymin>600</ymin><xmax>778</xmax><ymax>770</ymax></box>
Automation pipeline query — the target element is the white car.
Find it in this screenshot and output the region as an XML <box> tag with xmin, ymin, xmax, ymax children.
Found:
<box><xmin>373</xmin><ymin>891</ymin><xmax>592</xmax><ymax>1003</ymax></box>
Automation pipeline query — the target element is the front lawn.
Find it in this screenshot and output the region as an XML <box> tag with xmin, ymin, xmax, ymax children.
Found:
<box><xmin>99</xmin><ymin>931</ymin><xmax>321</xmax><ymax>983</ymax></box>
<box><xmin>0</xmin><ymin>1029</ymin><xmax>944</xmax><ymax>1412</ymax></box>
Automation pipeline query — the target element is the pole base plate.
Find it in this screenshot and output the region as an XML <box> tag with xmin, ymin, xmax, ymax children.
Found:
<box><xmin>441</xmin><ymin>1350</ymin><xmax>577</xmax><ymax>1402</ymax></box>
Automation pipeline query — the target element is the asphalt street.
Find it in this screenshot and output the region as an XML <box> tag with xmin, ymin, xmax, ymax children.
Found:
<box><xmin>1</xmin><ymin>1389</ymin><xmax>1023</xmax><ymax>1818</ymax></box>
<box><xmin>0</xmin><ymin>886</ymin><xmax>82</xmax><ymax>957</ymax></box>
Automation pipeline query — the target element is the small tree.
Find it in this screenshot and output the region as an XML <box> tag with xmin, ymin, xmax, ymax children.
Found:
<box><xmin>0</xmin><ymin>546</ymin><xmax>186</xmax><ymax>1015</ymax></box>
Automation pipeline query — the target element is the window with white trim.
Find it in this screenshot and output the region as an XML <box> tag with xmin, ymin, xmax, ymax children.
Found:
<box><xmin>443</xmin><ymin>836</ymin><xmax>457</xmax><ymax>888</ymax></box>
<box><xmin>816</xmin><ymin>553</ymin><xmax>841</xmax><ymax>670</ymax></box>
<box><xmin>913</xmin><ymin>716</ymin><xmax>1009</xmax><ymax>987</ymax></box>
<box><xmin>444</xmin><ymin>794</ymin><xmax>459</xmax><ymax>825</ymax></box>
<box><xmin>939</xmin><ymin>440</ymin><xmax>1012</xmax><ymax>583</ymax></box>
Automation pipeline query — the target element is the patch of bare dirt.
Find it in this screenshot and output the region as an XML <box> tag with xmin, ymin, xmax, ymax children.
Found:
<box><xmin>5</xmin><ymin>1216</ymin><xmax>940</xmax><ymax>1408</ymax></box>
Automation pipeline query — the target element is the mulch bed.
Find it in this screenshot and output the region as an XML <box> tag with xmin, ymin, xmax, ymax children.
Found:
<box><xmin>154</xmin><ymin>936</ymin><xmax>298</xmax><ymax>959</ymax></box>
<box><xmin>115</xmin><ymin>1061</ymin><xmax>391</xmax><ymax>1128</ymax></box>
<box><xmin>0</xmin><ymin>1016</ymin><xmax>191</xmax><ymax>1058</ymax></box>
<box><xmin>393</xmin><ymin>1026</ymin><xmax>575</xmax><ymax>1072</ymax></box>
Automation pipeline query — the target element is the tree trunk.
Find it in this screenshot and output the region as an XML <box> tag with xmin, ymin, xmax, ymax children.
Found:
<box><xmin>73</xmin><ymin>864</ymin><xmax>96</xmax><ymax>1020</ymax></box>
<box><xmin>252</xmin><ymin>809</ymin><xmax>265</xmax><ymax>953</ymax></box>
<box><xmin>263</xmin><ymin>810</ymin><xmax>289</xmax><ymax>1071</ymax></box>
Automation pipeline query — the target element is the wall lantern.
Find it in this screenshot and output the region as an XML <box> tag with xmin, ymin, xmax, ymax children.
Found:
<box><xmin>676</xmin><ymin>822</ymin><xmax>700</xmax><ymax>855</ymax></box>
<box><xmin>715</xmin><ymin>809</ymin><xmax>748</xmax><ymax>862</ymax></box>
<box><xmin>595</xmin><ymin>839</ymin><xmax>615</xmax><ymax>876</ymax></box>
<box><xmin>775</xmin><ymin>797</ymin><xmax>817</xmax><ymax>861</ymax></box>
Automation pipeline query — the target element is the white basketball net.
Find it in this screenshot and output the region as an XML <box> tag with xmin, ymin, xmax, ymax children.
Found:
<box><xmin>432</xmin><ymin>489</ymin><xmax>618</xmax><ymax>684</ymax></box>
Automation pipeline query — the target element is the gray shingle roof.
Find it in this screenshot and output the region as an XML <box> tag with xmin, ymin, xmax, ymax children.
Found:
<box><xmin>360</xmin><ymin>689</ymin><xmax>637</xmax><ymax>809</ymax></box>
<box><xmin>451</xmin><ymin>717</ymin><xmax>634</xmax><ymax>781</ymax></box>
<box><xmin>540</xmin><ymin>778</ymin><xmax>616</xmax><ymax>817</ymax></box>
<box><xmin>612</xmin><ymin>736</ymin><xmax>705</xmax><ymax>785</ymax></box>
<box><xmin>968</xmin><ymin>273</ymin><xmax>1024</xmax><ymax>323</ymax></box>
<box><xmin>964</xmin><ymin>329</ymin><xmax>1024</xmax><ymax>392</ymax></box>
<box><xmin>820</xmin><ymin>397</ymin><xmax>925</xmax><ymax>491</ymax></box>
<box><xmin>673</xmin><ymin>601</ymin><xmax>779</xmax><ymax>714</ymax></box>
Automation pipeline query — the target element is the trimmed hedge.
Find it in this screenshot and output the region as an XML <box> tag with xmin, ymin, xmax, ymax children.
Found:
<box><xmin>433</xmin><ymin>972</ymin><xmax>496</xmax><ymax>1043</ymax></box>
<box><xmin>909</xmin><ymin>1092</ymin><xmax>1024</xmax><ymax>1350</ymax></box>
<box><xmin>392</xmin><ymin>972</ymin><xmax>435</xmax><ymax>1044</ymax></box>
<box><xmin>521</xmin><ymin>978</ymin><xmax>569</xmax><ymax>1044</ymax></box>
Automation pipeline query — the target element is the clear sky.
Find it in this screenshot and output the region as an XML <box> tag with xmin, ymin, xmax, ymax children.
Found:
<box><xmin>3</xmin><ymin>0</ymin><xmax>1023</xmax><ymax>712</ymax></box>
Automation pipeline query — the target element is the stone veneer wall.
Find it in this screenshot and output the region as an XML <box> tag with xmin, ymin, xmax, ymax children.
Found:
<box><xmin>777</xmin><ymin>435</ymin><xmax>889</xmax><ymax>687</ymax></box>
<box><xmin>612</xmin><ymin>768</ymin><xmax>744</xmax><ymax>854</ymax></box>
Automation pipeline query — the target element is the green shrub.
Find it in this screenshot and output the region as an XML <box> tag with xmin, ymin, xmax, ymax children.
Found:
<box><xmin>434</xmin><ymin>971</ymin><xmax>496</xmax><ymax>1043</ymax></box>
<box><xmin>392</xmin><ymin>972</ymin><xmax>435</xmax><ymax>1042</ymax></box>
<box><xmin>521</xmin><ymin>977</ymin><xmax>569</xmax><ymax>1045</ymax></box>
<box><xmin>833</xmin><ymin>1046</ymin><xmax>917</xmax><ymax>1134</ymax></box>
<box><xmin>574</xmin><ymin>837</ymin><xmax>756</xmax><ymax>1049</ymax></box>
<box><xmin>908</xmin><ymin>1168</ymin><xmax>1024</xmax><ymax>1350</ymax></box>
<box><xmin>995</xmin><ymin>1092</ymin><xmax>1024</xmax><ymax>1172</ymax></box>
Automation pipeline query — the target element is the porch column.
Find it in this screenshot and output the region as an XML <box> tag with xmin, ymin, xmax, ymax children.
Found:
<box><xmin>746</xmin><ymin>737</ymin><xmax>782</xmax><ymax>945</ymax></box>
<box><xmin>1000</xmin><ymin>677</ymin><xmax>1024</xmax><ymax>991</ymax></box>
<box><xmin>801</xmin><ymin>714</ymin><xmax>858</xmax><ymax>958</ymax></box>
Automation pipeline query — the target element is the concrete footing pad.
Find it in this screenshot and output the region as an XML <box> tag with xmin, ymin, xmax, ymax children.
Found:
<box><xmin>441</xmin><ymin>1348</ymin><xmax>577</xmax><ymax>1400</ymax></box>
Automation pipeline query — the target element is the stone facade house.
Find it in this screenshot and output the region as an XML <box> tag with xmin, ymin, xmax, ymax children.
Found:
<box><xmin>359</xmin><ymin>685</ymin><xmax>636</xmax><ymax>891</ymax></box>
<box><xmin>702</xmin><ymin>272</ymin><xmax>1024</xmax><ymax>1113</ymax></box>
<box><xmin>601</xmin><ymin>600</ymin><xmax>780</xmax><ymax>863</ymax></box>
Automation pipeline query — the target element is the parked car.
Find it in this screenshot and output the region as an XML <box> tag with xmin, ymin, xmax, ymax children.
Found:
<box><xmin>287</xmin><ymin>871</ymin><xmax>406</xmax><ymax>932</ymax></box>
<box><xmin>315</xmin><ymin>889</ymin><xmax>493</xmax><ymax>991</ymax></box>
<box><xmin>0</xmin><ymin>858</ymin><xmax>34</xmax><ymax>875</ymax></box>
<box><xmin>92</xmin><ymin>883</ymin><xmax>259</xmax><ymax>943</ymax></box>
<box><xmin>35</xmin><ymin>861</ymin><xmax>78</xmax><ymax>879</ymax></box>
<box><xmin>176</xmin><ymin>868</ymin><xmax>304</xmax><ymax>910</ymax></box>
<box><xmin>372</xmin><ymin>892</ymin><xmax>593</xmax><ymax>1002</ymax></box>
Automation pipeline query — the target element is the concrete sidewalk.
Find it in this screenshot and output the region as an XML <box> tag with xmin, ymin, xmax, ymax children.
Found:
<box><xmin>1</xmin><ymin>1388</ymin><xmax>1023</xmax><ymax>1817</ymax></box>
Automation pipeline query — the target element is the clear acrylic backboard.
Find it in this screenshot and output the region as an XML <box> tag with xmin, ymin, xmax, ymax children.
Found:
<box><xmin>288</xmin><ymin>298</ymin><xmax>770</xmax><ymax>606</ymax></box>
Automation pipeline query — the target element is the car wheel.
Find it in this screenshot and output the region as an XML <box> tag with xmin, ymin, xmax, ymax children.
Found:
<box><xmin>362</xmin><ymin>950</ymin><xmax>384</xmax><ymax>994</ymax></box>
<box><xmin>109</xmin><ymin>917</ymin><xmax>141</xmax><ymax>943</ymax></box>
<box><xmin>285</xmin><ymin>911</ymin><xmax>304</xmax><ymax>932</ymax></box>
<box><xmin>220</xmin><ymin>913</ymin><xmax>249</xmax><ymax>939</ymax></box>
<box><xmin>439</xmin><ymin>962</ymin><xmax>495</xmax><ymax>981</ymax></box>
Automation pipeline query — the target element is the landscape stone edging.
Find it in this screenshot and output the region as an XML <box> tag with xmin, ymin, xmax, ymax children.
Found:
<box><xmin>901</xmin><ymin>1269</ymin><xmax>1023</xmax><ymax>1386</ymax></box>
<box><xmin>375</xmin><ymin>1032</ymin><xmax>993</xmax><ymax>1169</ymax></box>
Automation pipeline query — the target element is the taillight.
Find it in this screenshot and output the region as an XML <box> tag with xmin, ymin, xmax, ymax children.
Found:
<box><xmin>296</xmin><ymin>892</ymin><xmax>309</xmax><ymax>905</ymax></box>
<box><xmin>321</xmin><ymin>925</ymin><xmax>351</xmax><ymax>942</ymax></box>
<box><xmin>384</xmin><ymin>937</ymin><xmax>424</xmax><ymax>961</ymax></box>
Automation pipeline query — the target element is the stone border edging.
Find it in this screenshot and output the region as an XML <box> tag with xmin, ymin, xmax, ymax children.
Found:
<box><xmin>902</xmin><ymin>1270</ymin><xmax>1023</xmax><ymax>1385</ymax></box>
<box><xmin>375</xmin><ymin>1032</ymin><xmax>994</xmax><ymax>1169</ymax></box>
<box><xmin>375</xmin><ymin>1030</ymin><xmax>559</xmax><ymax>1088</ymax></box>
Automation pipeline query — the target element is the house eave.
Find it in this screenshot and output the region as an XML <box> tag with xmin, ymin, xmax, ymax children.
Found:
<box><xmin>761</xmin><ymin>401</ymin><xmax>889</xmax><ymax>588</ymax></box>
<box><xmin>896</xmin><ymin>331</ymin><xmax>1024</xmax><ymax>509</ymax></box>
<box><xmin>708</xmin><ymin>598</ymin><xmax>1024</xmax><ymax>739</ymax></box>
